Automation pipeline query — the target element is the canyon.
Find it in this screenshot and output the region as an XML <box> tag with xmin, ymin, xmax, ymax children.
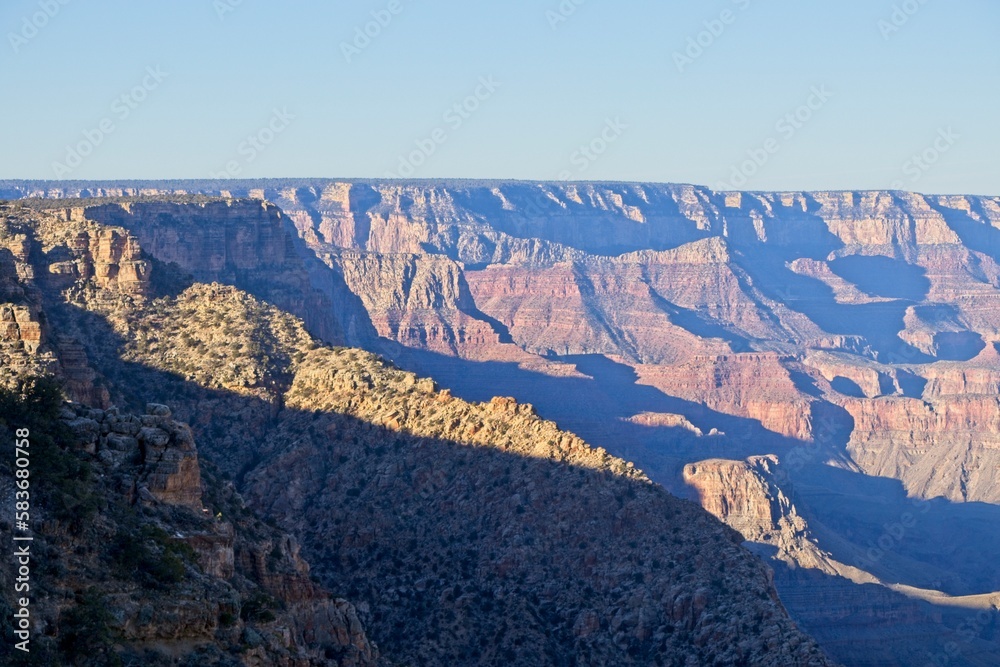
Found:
<box><xmin>0</xmin><ymin>193</ymin><xmax>834</xmax><ymax>665</ymax></box>
<box><xmin>2</xmin><ymin>179</ymin><xmax>1000</xmax><ymax>665</ymax></box>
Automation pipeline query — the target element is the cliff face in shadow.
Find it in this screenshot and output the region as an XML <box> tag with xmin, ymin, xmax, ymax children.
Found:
<box><xmin>0</xmin><ymin>199</ymin><xmax>836</xmax><ymax>665</ymax></box>
<box><xmin>6</xmin><ymin>181</ymin><xmax>1000</xmax><ymax>665</ymax></box>
<box><xmin>0</xmin><ymin>381</ymin><xmax>380</xmax><ymax>667</ymax></box>
<box><xmin>7</xmin><ymin>182</ymin><xmax>1000</xmax><ymax>503</ymax></box>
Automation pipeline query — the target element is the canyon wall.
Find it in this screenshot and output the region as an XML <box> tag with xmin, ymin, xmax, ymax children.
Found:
<box><xmin>0</xmin><ymin>196</ymin><xmax>836</xmax><ymax>666</ymax></box>
<box><xmin>5</xmin><ymin>181</ymin><xmax>1000</xmax><ymax>665</ymax></box>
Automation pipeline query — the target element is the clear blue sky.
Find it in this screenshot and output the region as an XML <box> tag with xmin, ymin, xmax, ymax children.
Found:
<box><xmin>1</xmin><ymin>0</ymin><xmax>996</xmax><ymax>194</ymax></box>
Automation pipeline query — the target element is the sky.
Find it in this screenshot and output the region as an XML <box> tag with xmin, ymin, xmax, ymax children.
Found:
<box><xmin>0</xmin><ymin>0</ymin><xmax>996</xmax><ymax>194</ymax></box>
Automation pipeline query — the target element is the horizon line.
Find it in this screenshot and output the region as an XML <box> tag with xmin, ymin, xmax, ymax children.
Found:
<box><xmin>0</xmin><ymin>177</ymin><xmax>996</xmax><ymax>199</ymax></box>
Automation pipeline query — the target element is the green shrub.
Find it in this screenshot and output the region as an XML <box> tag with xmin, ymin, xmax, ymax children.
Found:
<box><xmin>267</xmin><ymin>544</ymin><xmax>283</xmax><ymax>572</ymax></box>
<box><xmin>240</xmin><ymin>591</ymin><xmax>278</xmax><ymax>623</ymax></box>
<box><xmin>0</xmin><ymin>376</ymin><xmax>100</xmax><ymax>531</ymax></box>
<box><xmin>58</xmin><ymin>589</ymin><xmax>121</xmax><ymax>667</ymax></box>
<box><xmin>110</xmin><ymin>524</ymin><xmax>191</xmax><ymax>589</ymax></box>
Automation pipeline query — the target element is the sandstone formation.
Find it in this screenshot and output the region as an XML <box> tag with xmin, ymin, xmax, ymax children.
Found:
<box><xmin>6</xmin><ymin>180</ymin><xmax>1000</xmax><ymax>665</ymax></box>
<box><xmin>683</xmin><ymin>455</ymin><xmax>1000</xmax><ymax>667</ymax></box>
<box><xmin>0</xmin><ymin>197</ymin><xmax>835</xmax><ymax>666</ymax></box>
<box><xmin>0</xmin><ymin>388</ymin><xmax>379</xmax><ymax>666</ymax></box>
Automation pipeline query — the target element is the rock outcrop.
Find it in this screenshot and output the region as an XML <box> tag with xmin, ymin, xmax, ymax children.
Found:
<box><xmin>0</xmin><ymin>197</ymin><xmax>836</xmax><ymax>666</ymax></box>
<box><xmin>8</xmin><ymin>181</ymin><xmax>1000</xmax><ymax>665</ymax></box>
<box><xmin>682</xmin><ymin>454</ymin><xmax>1000</xmax><ymax>667</ymax></box>
<box><xmin>684</xmin><ymin>457</ymin><xmax>865</xmax><ymax>578</ymax></box>
<box><xmin>82</xmin><ymin>198</ymin><xmax>349</xmax><ymax>345</ymax></box>
<box><xmin>0</xmin><ymin>385</ymin><xmax>380</xmax><ymax>666</ymax></box>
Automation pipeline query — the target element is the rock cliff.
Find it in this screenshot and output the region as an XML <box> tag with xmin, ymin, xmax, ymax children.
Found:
<box><xmin>0</xmin><ymin>383</ymin><xmax>380</xmax><ymax>666</ymax></box>
<box><xmin>683</xmin><ymin>455</ymin><xmax>1000</xmax><ymax>667</ymax></box>
<box><xmin>7</xmin><ymin>180</ymin><xmax>1000</xmax><ymax>665</ymax></box>
<box><xmin>0</xmin><ymin>196</ymin><xmax>836</xmax><ymax>665</ymax></box>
